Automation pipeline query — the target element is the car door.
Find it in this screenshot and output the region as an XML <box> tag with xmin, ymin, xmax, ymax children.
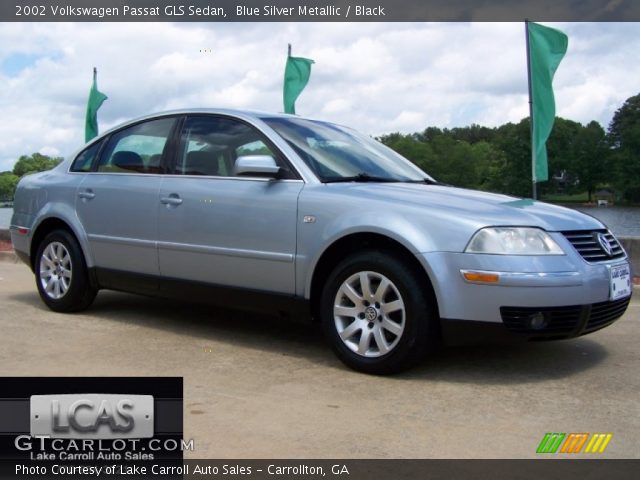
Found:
<box><xmin>157</xmin><ymin>115</ymin><xmax>303</xmax><ymax>294</ymax></box>
<box><xmin>76</xmin><ymin>116</ymin><xmax>177</xmax><ymax>289</ymax></box>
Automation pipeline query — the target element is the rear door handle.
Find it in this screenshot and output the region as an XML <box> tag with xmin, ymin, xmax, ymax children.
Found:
<box><xmin>77</xmin><ymin>190</ymin><xmax>95</xmax><ymax>200</ymax></box>
<box><xmin>160</xmin><ymin>194</ymin><xmax>183</xmax><ymax>206</ymax></box>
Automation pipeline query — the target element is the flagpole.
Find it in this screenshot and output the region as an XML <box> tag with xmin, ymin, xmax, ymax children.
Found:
<box><xmin>525</xmin><ymin>20</ymin><xmax>537</xmax><ymax>200</ymax></box>
<box><xmin>288</xmin><ymin>44</ymin><xmax>291</xmax><ymax>57</ymax></box>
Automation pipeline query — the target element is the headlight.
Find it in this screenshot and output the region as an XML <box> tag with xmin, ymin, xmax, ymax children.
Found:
<box><xmin>465</xmin><ymin>227</ymin><xmax>564</xmax><ymax>255</ymax></box>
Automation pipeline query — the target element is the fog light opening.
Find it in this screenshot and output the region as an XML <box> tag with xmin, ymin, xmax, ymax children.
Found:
<box><xmin>529</xmin><ymin>312</ymin><xmax>548</xmax><ymax>330</ymax></box>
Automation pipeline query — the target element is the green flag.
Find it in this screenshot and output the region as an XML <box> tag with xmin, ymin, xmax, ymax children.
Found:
<box><xmin>527</xmin><ymin>22</ymin><xmax>568</xmax><ymax>182</ymax></box>
<box><xmin>283</xmin><ymin>55</ymin><xmax>314</xmax><ymax>114</ymax></box>
<box><xmin>85</xmin><ymin>69</ymin><xmax>107</xmax><ymax>142</ymax></box>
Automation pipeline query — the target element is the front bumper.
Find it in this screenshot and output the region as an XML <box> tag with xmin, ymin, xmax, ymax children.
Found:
<box><xmin>440</xmin><ymin>296</ymin><xmax>630</xmax><ymax>344</ymax></box>
<box><xmin>416</xmin><ymin>233</ymin><xmax>632</xmax><ymax>340</ymax></box>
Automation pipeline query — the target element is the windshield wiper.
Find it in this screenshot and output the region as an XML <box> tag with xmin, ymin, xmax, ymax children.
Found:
<box><xmin>404</xmin><ymin>178</ymin><xmax>440</xmax><ymax>185</ymax></box>
<box><xmin>322</xmin><ymin>173</ymin><xmax>402</xmax><ymax>183</ymax></box>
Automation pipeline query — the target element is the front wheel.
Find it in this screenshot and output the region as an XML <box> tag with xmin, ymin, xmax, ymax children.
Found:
<box><xmin>320</xmin><ymin>250</ymin><xmax>437</xmax><ymax>374</ymax></box>
<box><xmin>34</xmin><ymin>229</ymin><xmax>97</xmax><ymax>312</ymax></box>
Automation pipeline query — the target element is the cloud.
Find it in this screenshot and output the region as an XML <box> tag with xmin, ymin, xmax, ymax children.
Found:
<box><xmin>0</xmin><ymin>22</ymin><xmax>638</xmax><ymax>171</ymax></box>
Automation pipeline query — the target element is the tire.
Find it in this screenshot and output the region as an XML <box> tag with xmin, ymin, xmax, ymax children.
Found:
<box><xmin>34</xmin><ymin>229</ymin><xmax>97</xmax><ymax>313</ymax></box>
<box><xmin>320</xmin><ymin>250</ymin><xmax>437</xmax><ymax>374</ymax></box>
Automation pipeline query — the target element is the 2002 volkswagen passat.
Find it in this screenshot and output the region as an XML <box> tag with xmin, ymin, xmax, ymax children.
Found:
<box><xmin>11</xmin><ymin>109</ymin><xmax>632</xmax><ymax>373</ymax></box>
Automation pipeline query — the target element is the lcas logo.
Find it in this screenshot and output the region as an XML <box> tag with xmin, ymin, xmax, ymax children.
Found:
<box><xmin>30</xmin><ymin>394</ymin><xmax>154</xmax><ymax>439</ymax></box>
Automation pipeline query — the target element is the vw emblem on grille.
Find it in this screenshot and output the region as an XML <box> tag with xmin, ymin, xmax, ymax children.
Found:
<box><xmin>596</xmin><ymin>233</ymin><xmax>613</xmax><ymax>257</ymax></box>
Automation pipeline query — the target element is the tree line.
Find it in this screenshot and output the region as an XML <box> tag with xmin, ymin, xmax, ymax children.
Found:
<box><xmin>0</xmin><ymin>153</ymin><xmax>63</xmax><ymax>201</ymax></box>
<box><xmin>379</xmin><ymin>93</ymin><xmax>640</xmax><ymax>203</ymax></box>
<box><xmin>1</xmin><ymin>93</ymin><xmax>638</xmax><ymax>203</ymax></box>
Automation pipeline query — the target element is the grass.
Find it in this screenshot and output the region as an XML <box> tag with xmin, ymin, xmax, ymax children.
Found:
<box><xmin>542</xmin><ymin>192</ymin><xmax>590</xmax><ymax>203</ymax></box>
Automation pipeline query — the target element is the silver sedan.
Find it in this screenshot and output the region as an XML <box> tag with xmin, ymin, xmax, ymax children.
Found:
<box><xmin>10</xmin><ymin>109</ymin><xmax>632</xmax><ymax>373</ymax></box>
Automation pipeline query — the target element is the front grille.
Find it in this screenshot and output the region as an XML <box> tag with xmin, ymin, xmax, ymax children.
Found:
<box><xmin>500</xmin><ymin>305</ymin><xmax>582</xmax><ymax>335</ymax></box>
<box><xmin>562</xmin><ymin>230</ymin><xmax>625</xmax><ymax>263</ymax></box>
<box><xmin>500</xmin><ymin>297</ymin><xmax>630</xmax><ymax>338</ymax></box>
<box><xmin>583</xmin><ymin>297</ymin><xmax>631</xmax><ymax>333</ymax></box>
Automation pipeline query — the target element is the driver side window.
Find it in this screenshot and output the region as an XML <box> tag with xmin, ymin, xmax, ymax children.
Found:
<box><xmin>175</xmin><ymin>116</ymin><xmax>279</xmax><ymax>177</ymax></box>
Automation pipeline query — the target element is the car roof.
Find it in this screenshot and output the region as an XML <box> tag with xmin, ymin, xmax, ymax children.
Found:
<box><xmin>144</xmin><ymin>107</ymin><xmax>291</xmax><ymax>119</ymax></box>
<box><xmin>87</xmin><ymin>108</ymin><xmax>346</xmax><ymax>149</ymax></box>
<box><xmin>105</xmin><ymin>108</ymin><xmax>334</xmax><ymax>131</ymax></box>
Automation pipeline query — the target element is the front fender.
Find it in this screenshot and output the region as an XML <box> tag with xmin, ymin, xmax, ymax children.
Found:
<box><xmin>297</xmin><ymin>210</ymin><xmax>438</xmax><ymax>298</ymax></box>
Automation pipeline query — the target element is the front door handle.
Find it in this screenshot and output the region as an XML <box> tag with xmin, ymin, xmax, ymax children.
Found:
<box><xmin>77</xmin><ymin>190</ymin><xmax>95</xmax><ymax>200</ymax></box>
<box><xmin>160</xmin><ymin>194</ymin><xmax>183</xmax><ymax>206</ymax></box>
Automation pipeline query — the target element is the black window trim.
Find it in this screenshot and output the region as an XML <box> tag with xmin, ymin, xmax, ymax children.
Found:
<box><xmin>170</xmin><ymin>113</ymin><xmax>302</xmax><ymax>181</ymax></box>
<box><xmin>67</xmin><ymin>113</ymin><xmax>303</xmax><ymax>180</ymax></box>
<box><xmin>69</xmin><ymin>138</ymin><xmax>106</xmax><ymax>173</ymax></box>
<box><xmin>68</xmin><ymin>114</ymin><xmax>184</xmax><ymax>175</ymax></box>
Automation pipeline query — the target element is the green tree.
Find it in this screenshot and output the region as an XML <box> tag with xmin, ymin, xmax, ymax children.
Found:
<box><xmin>378</xmin><ymin>132</ymin><xmax>436</xmax><ymax>176</ymax></box>
<box><xmin>471</xmin><ymin>141</ymin><xmax>508</xmax><ymax>192</ymax></box>
<box><xmin>13</xmin><ymin>153</ymin><xmax>63</xmax><ymax>177</ymax></box>
<box><xmin>428</xmin><ymin>136</ymin><xmax>479</xmax><ymax>188</ymax></box>
<box><xmin>0</xmin><ymin>172</ymin><xmax>19</xmax><ymax>201</ymax></box>
<box><xmin>378</xmin><ymin>104</ymin><xmax>633</xmax><ymax>200</ymax></box>
<box><xmin>608</xmin><ymin>93</ymin><xmax>640</xmax><ymax>202</ymax></box>
<box><xmin>493</xmin><ymin>119</ymin><xmax>532</xmax><ymax>197</ymax></box>
<box><xmin>608</xmin><ymin>93</ymin><xmax>640</xmax><ymax>149</ymax></box>
<box><xmin>546</xmin><ymin>118</ymin><xmax>581</xmax><ymax>169</ymax></box>
<box><xmin>447</xmin><ymin>124</ymin><xmax>496</xmax><ymax>144</ymax></box>
<box><xmin>572</xmin><ymin>121</ymin><xmax>608</xmax><ymax>202</ymax></box>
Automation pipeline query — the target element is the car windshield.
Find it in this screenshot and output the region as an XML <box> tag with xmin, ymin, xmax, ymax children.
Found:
<box><xmin>262</xmin><ymin>117</ymin><xmax>434</xmax><ymax>183</ymax></box>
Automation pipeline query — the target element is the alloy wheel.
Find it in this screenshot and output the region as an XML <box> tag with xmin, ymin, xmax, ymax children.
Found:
<box><xmin>39</xmin><ymin>241</ymin><xmax>72</xmax><ymax>299</ymax></box>
<box><xmin>333</xmin><ymin>271</ymin><xmax>406</xmax><ymax>357</ymax></box>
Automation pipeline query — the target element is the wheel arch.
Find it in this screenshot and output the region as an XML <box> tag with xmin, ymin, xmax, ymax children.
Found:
<box><xmin>29</xmin><ymin>214</ymin><xmax>93</xmax><ymax>274</ymax></box>
<box><xmin>308</xmin><ymin>232</ymin><xmax>438</xmax><ymax>322</ymax></box>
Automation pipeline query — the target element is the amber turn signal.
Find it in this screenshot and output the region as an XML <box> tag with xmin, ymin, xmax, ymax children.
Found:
<box><xmin>462</xmin><ymin>271</ymin><xmax>500</xmax><ymax>283</ymax></box>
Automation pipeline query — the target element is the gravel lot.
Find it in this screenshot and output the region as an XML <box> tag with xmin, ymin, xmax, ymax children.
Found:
<box><xmin>0</xmin><ymin>261</ymin><xmax>638</xmax><ymax>458</ymax></box>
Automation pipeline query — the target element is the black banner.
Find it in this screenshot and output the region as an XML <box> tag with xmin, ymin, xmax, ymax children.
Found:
<box><xmin>1</xmin><ymin>379</ymin><xmax>638</xmax><ymax>479</ymax></box>
<box><xmin>0</xmin><ymin>377</ymin><xmax>184</xmax><ymax>463</ymax></box>
<box><xmin>2</xmin><ymin>459</ymin><xmax>640</xmax><ymax>479</ymax></box>
<box><xmin>3</xmin><ymin>0</ymin><xmax>640</xmax><ymax>22</ymax></box>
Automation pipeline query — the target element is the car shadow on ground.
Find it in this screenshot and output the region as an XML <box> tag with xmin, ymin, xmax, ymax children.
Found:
<box><xmin>11</xmin><ymin>289</ymin><xmax>334</xmax><ymax>365</ymax></box>
<box><xmin>402</xmin><ymin>339</ymin><xmax>609</xmax><ymax>384</ymax></box>
<box><xmin>11</xmin><ymin>290</ymin><xmax>610</xmax><ymax>383</ymax></box>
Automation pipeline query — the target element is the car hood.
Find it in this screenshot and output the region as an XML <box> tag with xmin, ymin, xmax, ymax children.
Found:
<box><xmin>327</xmin><ymin>183</ymin><xmax>605</xmax><ymax>232</ymax></box>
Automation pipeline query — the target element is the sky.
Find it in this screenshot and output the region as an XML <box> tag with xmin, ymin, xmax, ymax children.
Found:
<box><xmin>0</xmin><ymin>21</ymin><xmax>639</xmax><ymax>172</ymax></box>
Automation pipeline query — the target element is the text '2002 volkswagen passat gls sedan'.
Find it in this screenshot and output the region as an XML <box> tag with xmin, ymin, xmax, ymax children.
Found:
<box><xmin>11</xmin><ymin>109</ymin><xmax>632</xmax><ymax>374</ymax></box>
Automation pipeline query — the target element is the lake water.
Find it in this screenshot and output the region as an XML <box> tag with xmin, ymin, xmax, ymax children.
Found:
<box><xmin>0</xmin><ymin>208</ymin><xmax>11</xmax><ymax>229</ymax></box>
<box><xmin>1</xmin><ymin>205</ymin><xmax>639</xmax><ymax>236</ymax></box>
<box><xmin>572</xmin><ymin>206</ymin><xmax>640</xmax><ymax>238</ymax></box>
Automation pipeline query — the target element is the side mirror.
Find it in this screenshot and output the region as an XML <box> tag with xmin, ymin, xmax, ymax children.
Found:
<box><xmin>234</xmin><ymin>155</ymin><xmax>281</xmax><ymax>178</ymax></box>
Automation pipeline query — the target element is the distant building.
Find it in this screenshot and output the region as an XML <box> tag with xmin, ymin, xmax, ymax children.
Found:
<box><xmin>552</xmin><ymin>170</ymin><xmax>579</xmax><ymax>192</ymax></box>
<box><xmin>594</xmin><ymin>189</ymin><xmax>615</xmax><ymax>206</ymax></box>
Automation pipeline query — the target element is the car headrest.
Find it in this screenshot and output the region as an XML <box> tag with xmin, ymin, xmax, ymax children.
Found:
<box><xmin>184</xmin><ymin>151</ymin><xmax>219</xmax><ymax>176</ymax></box>
<box><xmin>112</xmin><ymin>151</ymin><xmax>146</xmax><ymax>172</ymax></box>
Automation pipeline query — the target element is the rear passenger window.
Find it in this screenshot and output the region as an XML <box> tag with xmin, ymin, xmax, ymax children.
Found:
<box><xmin>70</xmin><ymin>141</ymin><xmax>102</xmax><ymax>172</ymax></box>
<box><xmin>97</xmin><ymin>117</ymin><xmax>175</xmax><ymax>174</ymax></box>
<box><xmin>175</xmin><ymin>116</ymin><xmax>279</xmax><ymax>177</ymax></box>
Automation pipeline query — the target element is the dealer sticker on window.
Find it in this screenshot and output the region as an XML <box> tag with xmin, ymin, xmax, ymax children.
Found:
<box><xmin>610</xmin><ymin>263</ymin><xmax>631</xmax><ymax>301</ymax></box>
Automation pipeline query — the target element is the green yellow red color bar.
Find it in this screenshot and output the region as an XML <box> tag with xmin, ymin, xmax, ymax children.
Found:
<box><xmin>537</xmin><ymin>433</ymin><xmax>613</xmax><ymax>454</ymax></box>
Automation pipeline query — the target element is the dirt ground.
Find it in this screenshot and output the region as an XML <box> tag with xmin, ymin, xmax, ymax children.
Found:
<box><xmin>0</xmin><ymin>261</ymin><xmax>638</xmax><ymax>458</ymax></box>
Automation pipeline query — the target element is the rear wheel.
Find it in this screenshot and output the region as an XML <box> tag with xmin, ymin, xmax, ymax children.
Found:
<box><xmin>320</xmin><ymin>250</ymin><xmax>436</xmax><ymax>374</ymax></box>
<box><xmin>35</xmin><ymin>229</ymin><xmax>97</xmax><ymax>312</ymax></box>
